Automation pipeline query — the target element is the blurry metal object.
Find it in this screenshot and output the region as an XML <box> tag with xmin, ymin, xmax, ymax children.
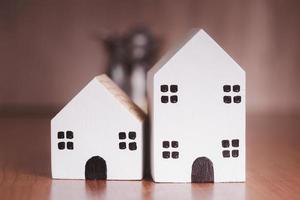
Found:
<box><xmin>126</xmin><ymin>27</ymin><xmax>158</xmax><ymax>110</ymax></box>
<box><xmin>125</xmin><ymin>27</ymin><xmax>157</xmax><ymax>65</ymax></box>
<box><xmin>103</xmin><ymin>27</ymin><xmax>159</xmax><ymax>111</ymax></box>
<box><xmin>130</xmin><ymin>63</ymin><xmax>147</xmax><ymax>110</ymax></box>
<box><xmin>103</xmin><ymin>35</ymin><xmax>130</xmax><ymax>94</ymax></box>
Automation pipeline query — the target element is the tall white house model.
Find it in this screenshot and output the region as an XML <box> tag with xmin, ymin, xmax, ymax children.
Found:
<box><xmin>51</xmin><ymin>74</ymin><xmax>145</xmax><ymax>180</ymax></box>
<box><xmin>147</xmin><ymin>29</ymin><xmax>246</xmax><ymax>183</ymax></box>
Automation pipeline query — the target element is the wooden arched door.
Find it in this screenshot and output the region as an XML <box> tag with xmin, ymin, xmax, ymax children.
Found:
<box><xmin>191</xmin><ymin>157</ymin><xmax>214</xmax><ymax>183</ymax></box>
<box><xmin>85</xmin><ymin>156</ymin><xmax>107</xmax><ymax>180</ymax></box>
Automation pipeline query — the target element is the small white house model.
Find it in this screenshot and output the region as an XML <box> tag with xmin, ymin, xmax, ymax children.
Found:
<box><xmin>147</xmin><ymin>29</ymin><xmax>246</xmax><ymax>183</ymax></box>
<box><xmin>51</xmin><ymin>74</ymin><xmax>145</xmax><ymax>180</ymax></box>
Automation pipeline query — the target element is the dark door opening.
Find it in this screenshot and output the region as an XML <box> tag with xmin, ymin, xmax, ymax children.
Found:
<box><xmin>191</xmin><ymin>157</ymin><xmax>214</xmax><ymax>183</ymax></box>
<box><xmin>85</xmin><ymin>156</ymin><xmax>107</xmax><ymax>180</ymax></box>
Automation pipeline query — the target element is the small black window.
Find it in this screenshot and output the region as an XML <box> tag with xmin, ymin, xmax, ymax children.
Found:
<box><xmin>57</xmin><ymin>131</ymin><xmax>64</xmax><ymax>139</ymax></box>
<box><xmin>232</xmin><ymin>139</ymin><xmax>239</xmax><ymax>147</ymax></box>
<box><xmin>66</xmin><ymin>131</ymin><xmax>73</xmax><ymax>139</ymax></box>
<box><xmin>128</xmin><ymin>132</ymin><xmax>136</xmax><ymax>140</ymax></box>
<box><xmin>170</xmin><ymin>85</ymin><xmax>178</xmax><ymax>93</ymax></box>
<box><xmin>119</xmin><ymin>132</ymin><xmax>126</xmax><ymax>139</ymax></box>
<box><xmin>161</xmin><ymin>96</ymin><xmax>169</xmax><ymax>103</ymax></box>
<box><xmin>223</xmin><ymin>96</ymin><xmax>232</xmax><ymax>104</ymax></box>
<box><xmin>170</xmin><ymin>95</ymin><xmax>178</xmax><ymax>103</ymax></box>
<box><xmin>129</xmin><ymin>142</ymin><xmax>137</xmax><ymax>151</ymax></box>
<box><xmin>119</xmin><ymin>142</ymin><xmax>126</xmax><ymax>150</ymax></box>
<box><xmin>162</xmin><ymin>151</ymin><xmax>170</xmax><ymax>159</ymax></box>
<box><xmin>222</xmin><ymin>150</ymin><xmax>230</xmax><ymax>158</ymax></box>
<box><xmin>57</xmin><ymin>131</ymin><xmax>74</xmax><ymax>150</ymax></box>
<box><xmin>67</xmin><ymin>142</ymin><xmax>74</xmax><ymax>150</ymax></box>
<box><xmin>162</xmin><ymin>140</ymin><xmax>179</xmax><ymax>159</ymax></box>
<box><xmin>161</xmin><ymin>85</ymin><xmax>168</xmax><ymax>92</ymax></box>
<box><xmin>171</xmin><ymin>141</ymin><xmax>178</xmax><ymax>148</ymax></box>
<box><xmin>222</xmin><ymin>140</ymin><xmax>230</xmax><ymax>148</ymax></box>
<box><xmin>221</xmin><ymin>139</ymin><xmax>240</xmax><ymax>158</ymax></box>
<box><xmin>233</xmin><ymin>85</ymin><xmax>240</xmax><ymax>92</ymax></box>
<box><xmin>172</xmin><ymin>151</ymin><xmax>179</xmax><ymax>159</ymax></box>
<box><xmin>162</xmin><ymin>141</ymin><xmax>170</xmax><ymax>148</ymax></box>
<box><xmin>160</xmin><ymin>84</ymin><xmax>178</xmax><ymax>104</ymax></box>
<box><xmin>232</xmin><ymin>150</ymin><xmax>239</xmax><ymax>157</ymax></box>
<box><xmin>222</xmin><ymin>84</ymin><xmax>241</xmax><ymax>104</ymax></box>
<box><xmin>118</xmin><ymin>131</ymin><xmax>137</xmax><ymax>151</ymax></box>
<box><xmin>58</xmin><ymin>142</ymin><xmax>65</xmax><ymax>150</ymax></box>
<box><xmin>223</xmin><ymin>85</ymin><xmax>231</xmax><ymax>92</ymax></box>
<box><xmin>233</xmin><ymin>96</ymin><xmax>241</xmax><ymax>103</ymax></box>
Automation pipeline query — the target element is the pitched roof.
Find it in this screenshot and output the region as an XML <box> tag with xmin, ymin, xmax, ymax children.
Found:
<box><xmin>148</xmin><ymin>29</ymin><xmax>199</xmax><ymax>77</ymax></box>
<box><xmin>96</xmin><ymin>74</ymin><xmax>146</xmax><ymax>122</ymax></box>
<box><xmin>148</xmin><ymin>29</ymin><xmax>244</xmax><ymax>77</ymax></box>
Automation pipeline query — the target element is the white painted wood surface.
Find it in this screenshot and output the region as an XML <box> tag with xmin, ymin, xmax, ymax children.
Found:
<box><xmin>147</xmin><ymin>29</ymin><xmax>246</xmax><ymax>182</ymax></box>
<box><xmin>51</xmin><ymin>74</ymin><xmax>145</xmax><ymax>180</ymax></box>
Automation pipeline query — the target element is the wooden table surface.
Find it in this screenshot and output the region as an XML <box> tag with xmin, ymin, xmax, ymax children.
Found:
<box><xmin>0</xmin><ymin>114</ymin><xmax>299</xmax><ymax>200</ymax></box>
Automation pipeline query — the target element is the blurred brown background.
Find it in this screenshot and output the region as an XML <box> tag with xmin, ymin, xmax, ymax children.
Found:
<box><xmin>0</xmin><ymin>0</ymin><xmax>300</xmax><ymax>116</ymax></box>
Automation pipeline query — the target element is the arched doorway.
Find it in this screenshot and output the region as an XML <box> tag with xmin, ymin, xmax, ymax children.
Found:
<box><xmin>191</xmin><ymin>157</ymin><xmax>214</xmax><ymax>183</ymax></box>
<box><xmin>85</xmin><ymin>156</ymin><xmax>107</xmax><ymax>180</ymax></box>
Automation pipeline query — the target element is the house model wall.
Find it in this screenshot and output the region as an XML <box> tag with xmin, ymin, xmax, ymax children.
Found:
<box><xmin>147</xmin><ymin>29</ymin><xmax>246</xmax><ymax>183</ymax></box>
<box><xmin>51</xmin><ymin>74</ymin><xmax>145</xmax><ymax>180</ymax></box>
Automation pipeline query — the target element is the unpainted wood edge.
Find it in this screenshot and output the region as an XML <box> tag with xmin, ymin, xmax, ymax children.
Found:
<box><xmin>95</xmin><ymin>74</ymin><xmax>146</xmax><ymax>122</ymax></box>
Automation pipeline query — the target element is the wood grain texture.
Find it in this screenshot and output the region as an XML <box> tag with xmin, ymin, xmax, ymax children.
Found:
<box><xmin>0</xmin><ymin>114</ymin><xmax>299</xmax><ymax>200</ymax></box>
<box><xmin>96</xmin><ymin>74</ymin><xmax>146</xmax><ymax>121</ymax></box>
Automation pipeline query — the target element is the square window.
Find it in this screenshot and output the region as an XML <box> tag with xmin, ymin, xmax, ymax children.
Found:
<box><xmin>171</xmin><ymin>141</ymin><xmax>178</xmax><ymax>148</ymax></box>
<box><xmin>129</xmin><ymin>131</ymin><xmax>136</xmax><ymax>140</ymax></box>
<box><xmin>119</xmin><ymin>142</ymin><xmax>126</xmax><ymax>150</ymax></box>
<box><xmin>172</xmin><ymin>151</ymin><xmax>179</xmax><ymax>159</ymax></box>
<box><xmin>58</xmin><ymin>142</ymin><xmax>65</xmax><ymax>150</ymax></box>
<box><xmin>232</xmin><ymin>150</ymin><xmax>239</xmax><ymax>157</ymax></box>
<box><xmin>162</xmin><ymin>141</ymin><xmax>169</xmax><ymax>148</ymax></box>
<box><xmin>233</xmin><ymin>96</ymin><xmax>241</xmax><ymax>103</ymax></box>
<box><xmin>233</xmin><ymin>85</ymin><xmax>240</xmax><ymax>92</ymax></box>
<box><xmin>222</xmin><ymin>140</ymin><xmax>230</xmax><ymax>148</ymax></box>
<box><xmin>223</xmin><ymin>85</ymin><xmax>231</xmax><ymax>92</ymax></box>
<box><xmin>170</xmin><ymin>85</ymin><xmax>178</xmax><ymax>93</ymax></box>
<box><xmin>161</xmin><ymin>96</ymin><xmax>169</xmax><ymax>103</ymax></box>
<box><xmin>67</xmin><ymin>142</ymin><xmax>74</xmax><ymax>150</ymax></box>
<box><xmin>162</xmin><ymin>151</ymin><xmax>170</xmax><ymax>159</ymax></box>
<box><xmin>119</xmin><ymin>132</ymin><xmax>126</xmax><ymax>139</ymax></box>
<box><xmin>57</xmin><ymin>131</ymin><xmax>64</xmax><ymax>139</ymax></box>
<box><xmin>66</xmin><ymin>131</ymin><xmax>73</xmax><ymax>139</ymax></box>
<box><xmin>232</xmin><ymin>139</ymin><xmax>239</xmax><ymax>147</ymax></box>
<box><xmin>170</xmin><ymin>95</ymin><xmax>178</xmax><ymax>103</ymax></box>
<box><xmin>222</xmin><ymin>150</ymin><xmax>230</xmax><ymax>158</ymax></box>
<box><xmin>129</xmin><ymin>142</ymin><xmax>137</xmax><ymax>151</ymax></box>
<box><xmin>223</xmin><ymin>96</ymin><xmax>232</xmax><ymax>104</ymax></box>
<box><xmin>160</xmin><ymin>85</ymin><xmax>168</xmax><ymax>92</ymax></box>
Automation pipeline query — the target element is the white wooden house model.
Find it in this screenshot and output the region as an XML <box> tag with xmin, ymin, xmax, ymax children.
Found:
<box><xmin>147</xmin><ymin>29</ymin><xmax>246</xmax><ymax>183</ymax></box>
<box><xmin>51</xmin><ymin>74</ymin><xmax>145</xmax><ymax>180</ymax></box>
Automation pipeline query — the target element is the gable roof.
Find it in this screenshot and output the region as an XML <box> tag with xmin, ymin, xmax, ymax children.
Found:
<box><xmin>148</xmin><ymin>29</ymin><xmax>199</xmax><ymax>77</ymax></box>
<box><xmin>95</xmin><ymin>74</ymin><xmax>146</xmax><ymax>122</ymax></box>
<box><xmin>148</xmin><ymin>29</ymin><xmax>244</xmax><ymax>77</ymax></box>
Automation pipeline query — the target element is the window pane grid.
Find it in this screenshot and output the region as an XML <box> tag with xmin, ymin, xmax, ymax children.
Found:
<box><xmin>221</xmin><ymin>139</ymin><xmax>240</xmax><ymax>158</ymax></box>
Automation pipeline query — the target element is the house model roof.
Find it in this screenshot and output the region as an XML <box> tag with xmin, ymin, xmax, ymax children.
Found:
<box><xmin>148</xmin><ymin>29</ymin><xmax>244</xmax><ymax>77</ymax></box>
<box><xmin>96</xmin><ymin>74</ymin><xmax>146</xmax><ymax>122</ymax></box>
<box><xmin>148</xmin><ymin>29</ymin><xmax>199</xmax><ymax>76</ymax></box>
<box><xmin>52</xmin><ymin>74</ymin><xmax>146</xmax><ymax>123</ymax></box>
